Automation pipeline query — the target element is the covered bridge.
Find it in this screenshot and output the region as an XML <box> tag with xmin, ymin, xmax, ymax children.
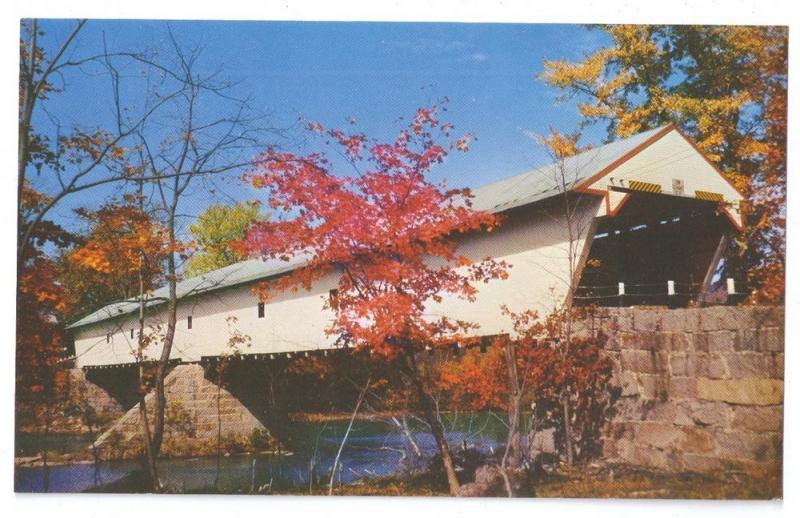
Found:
<box><xmin>69</xmin><ymin>124</ymin><xmax>745</xmax><ymax>368</ymax></box>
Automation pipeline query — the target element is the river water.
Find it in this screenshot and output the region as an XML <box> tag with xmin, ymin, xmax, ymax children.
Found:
<box><xmin>15</xmin><ymin>413</ymin><xmax>510</xmax><ymax>493</ymax></box>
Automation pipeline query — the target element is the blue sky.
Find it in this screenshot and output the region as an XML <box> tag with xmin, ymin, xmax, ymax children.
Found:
<box><xmin>32</xmin><ymin>20</ymin><xmax>612</xmax><ymax>235</ymax></box>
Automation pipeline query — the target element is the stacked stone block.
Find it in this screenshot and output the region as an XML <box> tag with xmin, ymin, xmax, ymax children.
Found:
<box><xmin>91</xmin><ymin>364</ymin><xmax>277</xmax><ymax>458</ymax></box>
<box><xmin>590</xmin><ymin>305</ymin><xmax>784</xmax><ymax>474</ymax></box>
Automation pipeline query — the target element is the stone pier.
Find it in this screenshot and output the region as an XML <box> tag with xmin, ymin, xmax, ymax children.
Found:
<box><xmin>90</xmin><ymin>364</ymin><xmax>279</xmax><ymax>459</ymax></box>
<box><xmin>589</xmin><ymin>305</ymin><xmax>784</xmax><ymax>474</ymax></box>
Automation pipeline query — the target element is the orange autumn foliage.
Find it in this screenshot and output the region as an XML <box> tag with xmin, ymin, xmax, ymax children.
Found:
<box><xmin>16</xmin><ymin>184</ymin><xmax>76</xmax><ymax>422</ymax></box>
<box><xmin>437</xmin><ymin>308</ymin><xmax>614</xmax><ymax>459</ymax></box>
<box><xmin>437</xmin><ymin>341</ymin><xmax>510</xmax><ymax>411</ymax></box>
<box><xmin>64</xmin><ymin>199</ymin><xmax>170</xmax><ymax>310</ymax></box>
<box><xmin>69</xmin><ymin>200</ymin><xmax>168</xmax><ymax>276</ymax></box>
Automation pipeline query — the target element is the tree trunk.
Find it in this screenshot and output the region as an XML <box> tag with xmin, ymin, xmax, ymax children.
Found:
<box><xmin>214</xmin><ymin>360</ymin><xmax>226</xmax><ymax>491</ymax></box>
<box><xmin>150</xmin><ymin>319</ymin><xmax>175</xmax><ymax>455</ymax></box>
<box><xmin>392</xmin><ymin>415</ymin><xmax>423</xmax><ymax>459</ymax></box>
<box><xmin>42</xmin><ymin>377</ymin><xmax>51</xmax><ymax>493</ymax></box>
<box><xmin>329</xmin><ymin>376</ymin><xmax>370</xmax><ymax>495</ymax></box>
<box><xmin>561</xmin><ymin>390</ymin><xmax>574</xmax><ymax>466</ymax></box>
<box><xmin>150</xmin><ymin>212</ymin><xmax>178</xmax><ymax>456</ymax></box>
<box><xmin>404</xmin><ymin>351</ymin><xmax>460</xmax><ymax>495</ymax></box>
<box><xmin>137</xmin><ymin>244</ymin><xmax>160</xmax><ymax>490</ymax></box>
<box><xmin>502</xmin><ymin>340</ymin><xmax>522</xmax><ymax>470</ymax></box>
<box><xmin>138</xmin><ymin>393</ymin><xmax>159</xmax><ymax>489</ymax></box>
<box><xmin>562</xmin><ymin>315</ymin><xmax>575</xmax><ymax>466</ymax></box>
<box><xmin>86</xmin><ymin>418</ymin><xmax>101</xmax><ymax>488</ymax></box>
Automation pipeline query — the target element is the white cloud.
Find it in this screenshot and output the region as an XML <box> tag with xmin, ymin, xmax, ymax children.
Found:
<box><xmin>384</xmin><ymin>37</ymin><xmax>488</xmax><ymax>64</ymax></box>
<box><xmin>469</xmin><ymin>52</ymin><xmax>488</xmax><ymax>62</ymax></box>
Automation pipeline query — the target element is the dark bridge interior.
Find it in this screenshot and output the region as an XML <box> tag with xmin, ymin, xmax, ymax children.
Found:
<box><xmin>575</xmin><ymin>192</ymin><xmax>732</xmax><ymax>307</ymax></box>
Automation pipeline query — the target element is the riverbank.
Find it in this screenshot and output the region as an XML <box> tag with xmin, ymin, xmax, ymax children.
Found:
<box><xmin>83</xmin><ymin>462</ymin><xmax>781</xmax><ymax>499</ymax></box>
<box><xmin>308</xmin><ymin>463</ymin><xmax>781</xmax><ymax>499</ymax></box>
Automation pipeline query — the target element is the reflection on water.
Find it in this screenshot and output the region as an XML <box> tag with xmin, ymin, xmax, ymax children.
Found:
<box><xmin>15</xmin><ymin>413</ymin><xmax>509</xmax><ymax>493</ymax></box>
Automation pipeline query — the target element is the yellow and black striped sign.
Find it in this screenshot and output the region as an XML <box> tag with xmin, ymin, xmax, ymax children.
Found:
<box><xmin>627</xmin><ymin>180</ymin><xmax>662</xmax><ymax>193</ymax></box>
<box><xmin>695</xmin><ymin>190</ymin><xmax>724</xmax><ymax>202</ymax></box>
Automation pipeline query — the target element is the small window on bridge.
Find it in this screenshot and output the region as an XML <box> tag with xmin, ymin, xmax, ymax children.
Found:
<box><xmin>187</xmin><ymin>316</ymin><xmax>192</xmax><ymax>329</ymax></box>
<box><xmin>106</xmin><ymin>334</ymin><xmax>110</xmax><ymax>343</ymax></box>
<box><xmin>130</xmin><ymin>328</ymin><xmax>134</xmax><ymax>339</ymax></box>
<box><xmin>258</xmin><ymin>302</ymin><xmax>265</xmax><ymax>318</ymax></box>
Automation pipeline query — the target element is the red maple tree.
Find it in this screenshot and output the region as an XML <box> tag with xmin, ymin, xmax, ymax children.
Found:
<box><xmin>245</xmin><ymin>102</ymin><xmax>508</xmax><ymax>494</ymax></box>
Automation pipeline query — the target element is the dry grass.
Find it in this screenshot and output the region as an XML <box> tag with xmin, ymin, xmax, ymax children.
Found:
<box><xmin>533</xmin><ymin>464</ymin><xmax>781</xmax><ymax>500</ymax></box>
<box><xmin>316</xmin><ymin>463</ymin><xmax>781</xmax><ymax>499</ymax></box>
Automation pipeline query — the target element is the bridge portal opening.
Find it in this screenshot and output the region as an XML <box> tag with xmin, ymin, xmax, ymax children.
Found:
<box><xmin>575</xmin><ymin>192</ymin><xmax>734</xmax><ymax>307</ymax></box>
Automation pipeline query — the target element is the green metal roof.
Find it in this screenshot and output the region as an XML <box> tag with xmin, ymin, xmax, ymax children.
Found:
<box><xmin>66</xmin><ymin>253</ymin><xmax>310</xmax><ymax>329</ymax></box>
<box><xmin>469</xmin><ymin>125</ymin><xmax>667</xmax><ymax>213</ymax></box>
